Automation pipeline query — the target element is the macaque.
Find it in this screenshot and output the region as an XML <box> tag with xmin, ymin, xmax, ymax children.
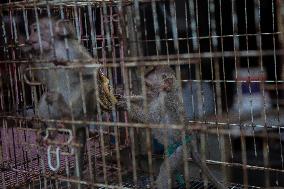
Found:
<box><xmin>125</xmin><ymin>66</ymin><xmax>226</xmax><ymax>189</ymax></box>
<box><xmin>22</xmin><ymin>17</ymin><xmax>119</xmax><ymax>188</ymax></box>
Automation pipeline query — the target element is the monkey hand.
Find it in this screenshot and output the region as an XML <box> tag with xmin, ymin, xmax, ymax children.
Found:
<box><xmin>115</xmin><ymin>94</ymin><xmax>127</xmax><ymax>111</ymax></box>
<box><xmin>53</xmin><ymin>59</ymin><xmax>68</xmax><ymax>66</ymax></box>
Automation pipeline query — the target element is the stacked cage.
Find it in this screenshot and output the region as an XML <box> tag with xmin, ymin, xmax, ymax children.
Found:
<box><xmin>0</xmin><ymin>0</ymin><xmax>284</xmax><ymax>189</ymax></box>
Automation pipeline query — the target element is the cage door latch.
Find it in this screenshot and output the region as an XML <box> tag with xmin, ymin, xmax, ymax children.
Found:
<box><xmin>47</xmin><ymin>145</ymin><xmax>61</xmax><ymax>172</ymax></box>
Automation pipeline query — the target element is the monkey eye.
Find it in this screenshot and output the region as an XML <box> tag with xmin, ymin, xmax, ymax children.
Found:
<box><xmin>162</xmin><ymin>74</ymin><xmax>167</xmax><ymax>79</ymax></box>
<box><xmin>32</xmin><ymin>26</ymin><xmax>37</xmax><ymax>33</ymax></box>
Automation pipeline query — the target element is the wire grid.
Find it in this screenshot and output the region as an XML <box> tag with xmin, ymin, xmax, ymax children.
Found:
<box><xmin>0</xmin><ymin>0</ymin><xmax>283</xmax><ymax>188</ymax></box>
<box><xmin>0</xmin><ymin>121</ymin><xmax>128</xmax><ymax>188</ymax></box>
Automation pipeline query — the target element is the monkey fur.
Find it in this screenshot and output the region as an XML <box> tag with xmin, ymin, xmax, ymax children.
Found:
<box><xmin>125</xmin><ymin>66</ymin><xmax>226</xmax><ymax>189</ymax></box>
<box><xmin>22</xmin><ymin>17</ymin><xmax>224</xmax><ymax>189</ymax></box>
<box><xmin>22</xmin><ymin>17</ymin><xmax>119</xmax><ymax>188</ymax></box>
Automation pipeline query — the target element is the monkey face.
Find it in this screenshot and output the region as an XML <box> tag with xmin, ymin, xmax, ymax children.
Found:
<box><xmin>24</xmin><ymin>18</ymin><xmax>53</xmax><ymax>54</ymax></box>
<box><xmin>145</xmin><ymin>79</ymin><xmax>160</xmax><ymax>99</ymax></box>
<box><xmin>144</xmin><ymin>66</ymin><xmax>175</xmax><ymax>100</ymax></box>
<box><xmin>23</xmin><ymin>18</ymin><xmax>75</xmax><ymax>56</ymax></box>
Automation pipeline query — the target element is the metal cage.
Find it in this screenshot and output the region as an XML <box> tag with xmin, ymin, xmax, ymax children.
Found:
<box><xmin>0</xmin><ymin>0</ymin><xmax>283</xmax><ymax>188</ymax></box>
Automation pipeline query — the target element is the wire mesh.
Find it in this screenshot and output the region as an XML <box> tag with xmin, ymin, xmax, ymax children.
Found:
<box><xmin>0</xmin><ymin>0</ymin><xmax>283</xmax><ymax>188</ymax></box>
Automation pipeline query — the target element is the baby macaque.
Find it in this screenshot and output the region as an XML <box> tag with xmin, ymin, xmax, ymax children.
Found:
<box><xmin>125</xmin><ymin>66</ymin><xmax>225</xmax><ymax>189</ymax></box>
<box><xmin>22</xmin><ymin>17</ymin><xmax>119</xmax><ymax>187</ymax></box>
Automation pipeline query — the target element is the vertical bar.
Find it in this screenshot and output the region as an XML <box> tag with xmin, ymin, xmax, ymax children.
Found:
<box><xmin>218</xmin><ymin>0</ymin><xmax>234</xmax><ymax>178</ymax></box>
<box><xmin>0</xmin><ymin>120</ymin><xmax>5</xmax><ymax>189</ymax></box>
<box><xmin>123</xmin><ymin>5</ymin><xmax>142</xmax><ymax>102</ymax></box>
<box><xmin>243</xmin><ymin>0</ymin><xmax>258</xmax><ymax>158</ymax></box>
<box><xmin>4</xmin><ymin>12</ymin><xmax>15</xmax><ymax>112</ymax></box>
<box><xmin>184</xmin><ymin>0</ymin><xmax>196</xmax><ymax>186</ymax></box>
<box><xmin>161</xmin><ymin>3</ymin><xmax>170</xmax><ymax>57</ymax></box>
<box><xmin>33</xmin><ymin>3</ymin><xmax>43</xmax><ymax>55</ymax></box>
<box><xmin>18</xmin><ymin>34</ymin><xmax>28</xmax><ymax>119</ymax></box>
<box><xmin>100</xmin><ymin>7</ymin><xmax>107</xmax><ymax>68</ymax></box>
<box><xmin>114</xmin><ymin>120</ymin><xmax>123</xmax><ymax>186</ymax></box>
<box><xmin>131</xmin><ymin>0</ymin><xmax>147</xmax><ymax>186</ymax></box>
<box><xmin>109</xmin><ymin>6</ymin><xmax>124</xmax><ymax>185</ymax></box>
<box><xmin>88</xmin><ymin>4</ymin><xmax>98</xmax><ymax>58</ymax></box>
<box><xmin>194</xmin><ymin>0</ymin><xmax>209</xmax><ymax>186</ymax></box>
<box><xmin>73</xmin><ymin>2</ymin><xmax>81</xmax><ymax>43</ymax></box>
<box><xmin>208</xmin><ymin>0</ymin><xmax>229</xmax><ymax>184</ymax></box>
<box><xmin>0</xmin><ymin>10</ymin><xmax>5</xmax><ymax>114</ymax></box>
<box><xmin>59</xmin><ymin>4</ymin><xmax>71</xmax><ymax>62</ymax></box>
<box><xmin>94</xmin><ymin>69</ymin><xmax>109</xmax><ymax>187</ymax></box>
<box><xmin>142</xmin><ymin>7</ymin><xmax>150</xmax><ymax>56</ymax></box>
<box><xmin>151</xmin><ymin>0</ymin><xmax>161</xmax><ymax>55</ymax></box>
<box><xmin>170</xmin><ymin>1</ymin><xmax>191</xmax><ymax>189</ymax></box>
<box><xmin>133</xmin><ymin>0</ymin><xmax>143</xmax><ymax>57</ymax></box>
<box><xmin>117</xmin><ymin>1</ymin><xmax>136</xmax><ymax>187</ymax></box>
<box><xmin>140</xmin><ymin>64</ymin><xmax>154</xmax><ymax>187</ymax></box>
<box><xmin>87</xmin><ymin>5</ymin><xmax>98</xmax><ymax>189</ymax></box>
<box><xmin>253</xmin><ymin>0</ymin><xmax>270</xmax><ymax>187</ymax></box>
<box><xmin>231</xmin><ymin>0</ymin><xmax>248</xmax><ymax>187</ymax></box>
<box><xmin>274</xmin><ymin>0</ymin><xmax>284</xmax><ymax>170</ymax></box>
<box><xmin>64</xmin><ymin>66</ymin><xmax>79</xmax><ymax>189</ymax></box>
<box><xmin>169</xmin><ymin>0</ymin><xmax>179</xmax><ymax>52</ymax></box>
<box><xmin>102</xmin><ymin>2</ymin><xmax>112</xmax><ymax>53</ymax></box>
<box><xmin>65</xmin><ymin>155</ymin><xmax>71</xmax><ymax>189</ymax></box>
<box><xmin>40</xmin><ymin>149</ymin><xmax>48</xmax><ymax>188</ymax></box>
<box><xmin>11</xmin><ymin>14</ymin><xmax>20</xmax><ymax>113</ymax></box>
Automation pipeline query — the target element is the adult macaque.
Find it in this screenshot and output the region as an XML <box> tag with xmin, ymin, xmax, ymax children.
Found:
<box><xmin>22</xmin><ymin>17</ymin><xmax>119</xmax><ymax>188</ymax></box>
<box><xmin>124</xmin><ymin>66</ymin><xmax>226</xmax><ymax>189</ymax></box>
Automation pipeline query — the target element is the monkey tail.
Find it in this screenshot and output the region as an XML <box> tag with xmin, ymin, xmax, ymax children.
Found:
<box><xmin>190</xmin><ymin>142</ymin><xmax>227</xmax><ymax>189</ymax></box>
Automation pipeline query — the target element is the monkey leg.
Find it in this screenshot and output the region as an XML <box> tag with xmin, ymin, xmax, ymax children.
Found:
<box><xmin>189</xmin><ymin>140</ymin><xmax>226</xmax><ymax>189</ymax></box>
<box><xmin>155</xmin><ymin>145</ymin><xmax>184</xmax><ymax>189</ymax></box>
<box><xmin>38</xmin><ymin>91</ymin><xmax>72</xmax><ymax>139</ymax></box>
<box><xmin>38</xmin><ymin>91</ymin><xmax>72</xmax><ymax>120</ymax></box>
<box><xmin>38</xmin><ymin>92</ymin><xmax>87</xmax><ymax>188</ymax></box>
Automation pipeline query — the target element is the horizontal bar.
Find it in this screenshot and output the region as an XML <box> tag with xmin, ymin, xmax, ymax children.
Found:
<box><xmin>1</xmin><ymin>113</ymin><xmax>284</xmax><ymax>132</ymax></box>
<box><xmin>0</xmin><ymin>0</ymin><xmax>133</xmax><ymax>9</ymax></box>
<box><xmin>1</xmin><ymin>49</ymin><xmax>284</xmax><ymax>65</ymax></box>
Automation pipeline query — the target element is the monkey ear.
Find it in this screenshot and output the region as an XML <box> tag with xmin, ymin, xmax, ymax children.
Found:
<box><xmin>162</xmin><ymin>75</ymin><xmax>174</xmax><ymax>91</ymax></box>
<box><xmin>55</xmin><ymin>19</ymin><xmax>75</xmax><ymax>37</ymax></box>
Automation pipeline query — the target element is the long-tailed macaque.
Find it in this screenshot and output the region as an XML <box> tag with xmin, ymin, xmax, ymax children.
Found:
<box><xmin>22</xmin><ymin>17</ymin><xmax>119</xmax><ymax>188</ymax></box>
<box><xmin>125</xmin><ymin>66</ymin><xmax>226</xmax><ymax>189</ymax></box>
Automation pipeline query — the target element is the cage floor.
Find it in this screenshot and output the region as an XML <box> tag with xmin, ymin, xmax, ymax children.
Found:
<box><xmin>6</xmin><ymin>173</ymin><xmax>258</xmax><ymax>189</ymax></box>
<box><xmin>0</xmin><ymin>127</ymin><xmax>128</xmax><ymax>188</ymax></box>
<box><xmin>103</xmin><ymin>175</ymin><xmax>259</xmax><ymax>189</ymax></box>
<box><xmin>0</xmin><ymin>127</ymin><xmax>271</xmax><ymax>189</ymax></box>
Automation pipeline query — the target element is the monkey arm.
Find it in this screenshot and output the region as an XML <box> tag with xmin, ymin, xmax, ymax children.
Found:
<box><xmin>127</xmin><ymin>103</ymin><xmax>150</xmax><ymax>124</ymax></box>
